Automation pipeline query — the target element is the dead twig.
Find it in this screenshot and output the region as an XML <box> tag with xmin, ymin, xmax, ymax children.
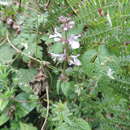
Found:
<box><xmin>6</xmin><ymin>32</ymin><xmax>49</xmax><ymax>66</ymax></box>
<box><xmin>41</xmin><ymin>86</ymin><xmax>49</xmax><ymax>130</ymax></box>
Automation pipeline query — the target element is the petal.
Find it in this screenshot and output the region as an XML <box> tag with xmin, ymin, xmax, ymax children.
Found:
<box><xmin>74</xmin><ymin>58</ymin><xmax>81</xmax><ymax>66</ymax></box>
<box><xmin>49</xmin><ymin>34</ymin><xmax>57</xmax><ymax>38</ymax></box>
<box><xmin>54</xmin><ymin>37</ymin><xmax>61</xmax><ymax>42</ymax></box>
<box><xmin>68</xmin><ymin>34</ymin><xmax>81</xmax><ymax>49</ymax></box>
<box><xmin>69</xmin><ymin>34</ymin><xmax>81</xmax><ymax>40</ymax></box>
<box><xmin>69</xmin><ymin>55</ymin><xmax>81</xmax><ymax>66</ymax></box>
<box><xmin>69</xmin><ymin>21</ymin><xmax>75</xmax><ymax>25</ymax></box>
<box><xmin>49</xmin><ymin>28</ymin><xmax>62</xmax><ymax>39</ymax></box>
<box><xmin>50</xmin><ymin>53</ymin><xmax>65</xmax><ymax>62</ymax></box>
<box><xmin>70</xmin><ymin>41</ymin><xmax>80</xmax><ymax>49</ymax></box>
<box><xmin>58</xmin><ymin>16</ymin><xmax>70</xmax><ymax>23</ymax></box>
<box><xmin>54</xmin><ymin>28</ymin><xmax>62</xmax><ymax>37</ymax></box>
<box><xmin>68</xmin><ymin>21</ymin><xmax>75</xmax><ymax>29</ymax></box>
<box><xmin>63</xmin><ymin>27</ymin><xmax>68</xmax><ymax>31</ymax></box>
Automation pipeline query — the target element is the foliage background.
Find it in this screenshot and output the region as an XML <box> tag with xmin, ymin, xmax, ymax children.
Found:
<box><xmin>0</xmin><ymin>0</ymin><xmax>130</xmax><ymax>130</ymax></box>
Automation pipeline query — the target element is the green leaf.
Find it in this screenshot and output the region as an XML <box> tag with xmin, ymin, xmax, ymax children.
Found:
<box><xmin>56</xmin><ymin>118</ymin><xmax>91</xmax><ymax>130</ymax></box>
<box><xmin>40</xmin><ymin>35</ymin><xmax>54</xmax><ymax>44</ymax></box>
<box><xmin>0</xmin><ymin>113</ymin><xmax>9</xmax><ymax>126</ymax></box>
<box><xmin>10</xmin><ymin>120</ymin><xmax>20</xmax><ymax>130</ymax></box>
<box><xmin>56</xmin><ymin>123</ymin><xmax>72</xmax><ymax>130</ymax></box>
<box><xmin>19</xmin><ymin>84</ymin><xmax>33</xmax><ymax>93</ymax></box>
<box><xmin>81</xmin><ymin>49</ymin><xmax>97</xmax><ymax>76</ymax></box>
<box><xmin>98</xmin><ymin>45</ymin><xmax>110</xmax><ymax>57</ymax></box>
<box><xmin>61</xmin><ymin>82</ymin><xmax>74</xmax><ymax>97</ymax></box>
<box><xmin>0</xmin><ymin>44</ymin><xmax>15</xmax><ymax>64</ymax></box>
<box><xmin>15</xmin><ymin>93</ymin><xmax>37</xmax><ymax>118</ymax></box>
<box><xmin>49</xmin><ymin>43</ymin><xmax>64</xmax><ymax>53</ymax></box>
<box><xmin>56</xmin><ymin>80</ymin><xmax>61</xmax><ymax>95</ymax></box>
<box><xmin>81</xmin><ymin>49</ymin><xmax>97</xmax><ymax>64</ymax></box>
<box><xmin>12</xmin><ymin>33</ymin><xmax>42</xmax><ymax>61</ymax></box>
<box><xmin>82</xmin><ymin>63</ymin><xmax>97</xmax><ymax>76</ymax></box>
<box><xmin>0</xmin><ymin>92</ymin><xmax>14</xmax><ymax>112</ymax></box>
<box><xmin>35</xmin><ymin>46</ymin><xmax>43</xmax><ymax>59</ymax></box>
<box><xmin>16</xmin><ymin>68</ymin><xmax>37</xmax><ymax>84</ymax></box>
<box><xmin>0</xmin><ymin>98</ymin><xmax>9</xmax><ymax>112</ymax></box>
<box><xmin>0</xmin><ymin>23</ymin><xmax>7</xmax><ymax>37</ymax></box>
<box><xmin>73</xmin><ymin>118</ymin><xmax>91</xmax><ymax>130</ymax></box>
<box><xmin>20</xmin><ymin>122</ymin><xmax>37</xmax><ymax>130</ymax></box>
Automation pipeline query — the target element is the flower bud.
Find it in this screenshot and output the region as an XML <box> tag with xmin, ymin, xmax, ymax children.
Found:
<box><xmin>6</xmin><ymin>18</ymin><xmax>13</xmax><ymax>25</ymax></box>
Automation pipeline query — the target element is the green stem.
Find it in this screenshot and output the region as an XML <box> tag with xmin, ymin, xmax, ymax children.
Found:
<box><xmin>63</xmin><ymin>31</ymin><xmax>69</xmax><ymax>73</ymax></box>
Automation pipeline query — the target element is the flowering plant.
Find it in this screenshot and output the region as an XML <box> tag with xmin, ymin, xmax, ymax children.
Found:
<box><xmin>49</xmin><ymin>16</ymin><xmax>81</xmax><ymax>67</ymax></box>
<box><xmin>0</xmin><ymin>1</ymin><xmax>130</xmax><ymax>130</ymax></box>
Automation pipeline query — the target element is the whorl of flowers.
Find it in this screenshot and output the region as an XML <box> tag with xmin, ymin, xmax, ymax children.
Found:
<box><xmin>49</xmin><ymin>16</ymin><xmax>81</xmax><ymax>66</ymax></box>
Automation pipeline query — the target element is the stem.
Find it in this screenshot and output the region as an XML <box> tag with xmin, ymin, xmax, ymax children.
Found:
<box><xmin>63</xmin><ymin>31</ymin><xmax>69</xmax><ymax>73</ymax></box>
<box><xmin>6</xmin><ymin>33</ymin><xmax>49</xmax><ymax>66</ymax></box>
<box><xmin>41</xmin><ymin>86</ymin><xmax>49</xmax><ymax>130</ymax></box>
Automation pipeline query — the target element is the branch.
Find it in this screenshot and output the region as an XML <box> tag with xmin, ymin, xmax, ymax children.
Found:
<box><xmin>6</xmin><ymin>33</ymin><xmax>50</xmax><ymax>66</ymax></box>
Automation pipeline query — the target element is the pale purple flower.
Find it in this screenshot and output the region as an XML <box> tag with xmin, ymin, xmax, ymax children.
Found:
<box><xmin>69</xmin><ymin>55</ymin><xmax>81</xmax><ymax>66</ymax></box>
<box><xmin>50</xmin><ymin>52</ymin><xmax>81</xmax><ymax>66</ymax></box>
<box><xmin>50</xmin><ymin>53</ymin><xmax>66</xmax><ymax>62</ymax></box>
<box><xmin>58</xmin><ymin>16</ymin><xmax>75</xmax><ymax>31</ymax></box>
<box><xmin>58</xmin><ymin>16</ymin><xmax>71</xmax><ymax>23</ymax></box>
<box><xmin>62</xmin><ymin>21</ymin><xmax>75</xmax><ymax>31</ymax></box>
<box><xmin>49</xmin><ymin>28</ymin><xmax>62</xmax><ymax>42</ymax></box>
<box><xmin>6</xmin><ymin>18</ymin><xmax>13</xmax><ymax>25</ymax></box>
<box><xmin>68</xmin><ymin>34</ymin><xmax>81</xmax><ymax>49</ymax></box>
